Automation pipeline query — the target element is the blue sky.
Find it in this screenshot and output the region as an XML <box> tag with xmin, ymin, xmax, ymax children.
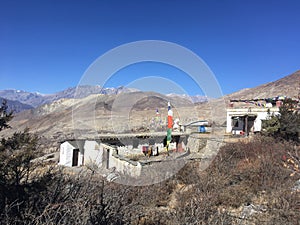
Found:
<box><xmin>0</xmin><ymin>0</ymin><xmax>299</xmax><ymax>96</ymax></box>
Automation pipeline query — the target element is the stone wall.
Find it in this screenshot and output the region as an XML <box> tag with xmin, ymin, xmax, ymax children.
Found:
<box><xmin>101</xmin><ymin>143</ymin><xmax>142</xmax><ymax>177</ymax></box>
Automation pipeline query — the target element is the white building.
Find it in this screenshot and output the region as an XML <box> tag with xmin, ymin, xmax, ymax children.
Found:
<box><xmin>59</xmin><ymin>140</ymin><xmax>109</xmax><ymax>167</ymax></box>
<box><xmin>58</xmin><ymin>133</ymin><xmax>189</xmax><ymax>178</ymax></box>
<box><xmin>226</xmin><ymin>107</ymin><xmax>280</xmax><ymax>135</ymax></box>
<box><xmin>59</xmin><ymin>140</ymin><xmax>85</xmax><ymax>167</ymax></box>
<box><xmin>59</xmin><ymin>139</ymin><xmax>142</xmax><ymax>177</ymax></box>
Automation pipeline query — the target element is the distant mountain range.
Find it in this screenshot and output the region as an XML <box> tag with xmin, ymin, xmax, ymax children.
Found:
<box><xmin>0</xmin><ymin>69</ymin><xmax>299</xmax><ymax>152</ymax></box>
<box><xmin>166</xmin><ymin>93</ymin><xmax>209</xmax><ymax>103</ymax></box>
<box><xmin>0</xmin><ymin>70</ymin><xmax>298</xmax><ymax>114</ymax></box>
<box><xmin>0</xmin><ymin>86</ymin><xmax>136</xmax><ymax>108</ymax></box>
<box><xmin>0</xmin><ymin>86</ymin><xmax>208</xmax><ymax>112</ymax></box>
<box><xmin>0</xmin><ymin>97</ymin><xmax>33</xmax><ymax>113</ymax></box>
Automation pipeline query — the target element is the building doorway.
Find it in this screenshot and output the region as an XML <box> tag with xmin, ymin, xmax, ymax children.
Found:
<box><xmin>72</xmin><ymin>149</ymin><xmax>79</xmax><ymax>166</ymax></box>
<box><xmin>231</xmin><ymin>115</ymin><xmax>257</xmax><ymax>135</ymax></box>
<box><xmin>103</xmin><ymin>148</ymin><xmax>110</xmax><ymax>169</ymax></box>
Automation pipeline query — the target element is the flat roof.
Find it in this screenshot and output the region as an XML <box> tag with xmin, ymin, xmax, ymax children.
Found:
<box><xmin>227</xmin><ymin>107</ymin><xmax>279</xmax><ymax>113</ymax></box>
<box><xmin>60</xmin><ymin>131</ymin><xmax>188</xmax><ymax>143</ymax></box>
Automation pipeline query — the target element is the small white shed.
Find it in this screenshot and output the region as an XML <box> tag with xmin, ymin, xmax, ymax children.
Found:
<box><xmin>59</xmin><ymin>140</ymin><xmax>109</xmax><ymax>168</ymax></box>
<box><xmin>59</xmin><ymin>140</ymin><xmax>85</xmax><ymax>167</ymax></box>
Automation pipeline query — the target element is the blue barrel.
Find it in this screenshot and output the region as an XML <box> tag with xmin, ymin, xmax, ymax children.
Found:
<box><xmin>199</xmin><ymin>125</ymin><xmax>206</xmax><ymax>133</ymax></box>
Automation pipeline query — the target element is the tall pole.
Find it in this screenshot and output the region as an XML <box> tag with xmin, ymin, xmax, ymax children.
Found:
<box><xmin>167</xmin><ymin>102</ymin><xmax>173</xmax><ymax>154</ymax></box>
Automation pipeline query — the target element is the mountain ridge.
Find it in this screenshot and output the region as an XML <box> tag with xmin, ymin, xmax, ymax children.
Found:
<box><xmin>0</xmin><ymin>71</ymin><xmax>300</xmax><ymax>136</ymax></box>
<box><xmin>0</xmin><ymin>86</ymin><xmax>209</xmax><ymax>110</ymax></box>
<box><xmin>0</xmin><ymin>97</ymin><xmax>33</xmax><ymax>113</ymax></box>
<box><xmin>0</xmin><ymin>69</ymin><xmax>299</xmax><ymax>153</ymax></box>
<box><xmin>225</xmin><ymin>70</ymin><xmax>299</xmax><ymax>100</ymax></box>
<box><xmin>0</xmin><ymin>86</ymin><xmax>138</xmax><ymax>108</ymax></box>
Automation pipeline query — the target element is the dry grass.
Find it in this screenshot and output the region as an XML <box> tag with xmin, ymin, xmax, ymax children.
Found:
<box><xmin>1</xmin><ymin>135</ymin><xmax>299</xmax><ymax>224</ymax></box>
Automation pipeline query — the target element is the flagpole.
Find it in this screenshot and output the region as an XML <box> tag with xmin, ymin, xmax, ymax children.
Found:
<box><xmin>166</xmin><ymin>102</ymin><xmax>173</xmax><ymax>155</ymax></box>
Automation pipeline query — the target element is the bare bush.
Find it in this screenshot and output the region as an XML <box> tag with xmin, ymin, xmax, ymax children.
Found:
<box><xmin>1</xmin><ymin>132</ymin><xmax>299</xmax><ymax>224</ymax></box>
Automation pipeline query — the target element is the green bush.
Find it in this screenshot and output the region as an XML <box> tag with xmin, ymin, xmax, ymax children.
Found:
<box><xmin>262</xmin><ymin>98</ymin><xmax>299</xmax><ymax>142</ymax></box>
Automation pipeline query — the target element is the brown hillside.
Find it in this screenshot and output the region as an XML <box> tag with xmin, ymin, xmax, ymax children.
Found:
<box><xmin>225</xmin><ymin>70</ymin><xmax>300</xmax><ymax>100</ymax></box>
<box><xmin>1</xmin><ymin>70</ymin><xmax>299</xmax><ymax>153</ymax></box>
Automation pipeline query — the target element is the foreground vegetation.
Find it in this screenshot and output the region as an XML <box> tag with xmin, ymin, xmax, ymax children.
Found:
<box><xmin>0</xmin><ymin>137</ymin><xmax>299</xmax><ymax>224</ymax></box>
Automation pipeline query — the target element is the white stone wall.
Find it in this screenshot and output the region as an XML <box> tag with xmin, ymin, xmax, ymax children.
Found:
<box><xmin>59</xmin><ymin>140</ymin><xmax>180</xmax><ymax>177</ymax></box>
<box><xmin>59</xmin><ymin>142</ymin><xmax>73</xmax><ymax>167</ymax></box>
<box><xmin>101</xmin><ymin>143</ymin><xmax>142</xmax><ymax>177</ymax></box>
<box><xmin>117</xmin><ymin>142</ymin><xmax>168</xmax><ymax>156</ymax></box>
<box><xmin>110</xmin><ymin>154</ymin><xmax>142</xmax><ymax>177</ymax></box>
<box><xmin>84</xmin><ymin>140</ymin><xmax>103</xmax><ymax>167</ymax></box>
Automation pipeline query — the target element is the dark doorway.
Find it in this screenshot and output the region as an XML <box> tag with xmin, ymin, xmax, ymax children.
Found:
<box><xmin>106</xmin><ymin>149</ymin><xmax>110</xmax><ymax>169</ymax></box>
<box><xmin>106</xmin><ymin>149</ymin><xmax>109</xmax><ymax>169</ymax></box>
<box><xmin>103</xmin><ymin>148</ymin><xmax>110</xmax><ymax>169</ymax></box>
<box><xmin>72</xmin><ymin>149</ymin><xmax>79</xmax><ymax>166</ymax></box>
<box><xmin>245</xmin><ymin>116</ymin><xmax>256</xmax><ymax>135</ymax></box>
<box><xmin>133</xmin><ymin>139</ymin><xmax>139</xmax><ymax>148</ymax></box>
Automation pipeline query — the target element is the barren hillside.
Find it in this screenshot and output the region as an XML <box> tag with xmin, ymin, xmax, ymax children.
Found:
<box><xmin>1</xmin><ymin>70</ymin><xmax>299</xmax><ymax>152</ymax></box>
<box><xmin>225</xmin><ymin>70</ymin><xmax>299</xmax><ymax>100</ymax></box>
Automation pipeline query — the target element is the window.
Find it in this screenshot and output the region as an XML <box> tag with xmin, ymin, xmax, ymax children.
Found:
<box><xmin>232</xmin><ymin>117</ymin><xmax>239</xmax><ymax>127</ymax></box>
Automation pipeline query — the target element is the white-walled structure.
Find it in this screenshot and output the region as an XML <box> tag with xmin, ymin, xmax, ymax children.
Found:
<box><xmin>59</xmin><ymin>140</ymin><xmax>109</xmax><ymax>168</ymax></box>
<box><xmin>59</xmin><ymin>140</ymin><xmax>143</xmax><ymax>177</ymax></box>
<box><xmin>226</xmin><ymin>107</ymin><xmax>280</xmax><ymax>134</ymax></box>
<box><xmin>59</xmin><ymin>140</ymin><xmax>85</xmax><ymax>167</ymax></box>
<box><xmin>83</xmin><ymin>140</ymin><xmax>103</xmax><ymax>167</ymax></box>
<box><xmin>59</xmin><ymin>134</ymin><xmax>188</xmax><ymax>178</ymax></box>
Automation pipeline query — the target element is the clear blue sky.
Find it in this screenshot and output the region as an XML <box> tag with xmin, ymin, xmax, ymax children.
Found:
<box><xmin>0</xmin><ymin>0</ymin><xmax>299</xmax><ymax>96</ymax></box>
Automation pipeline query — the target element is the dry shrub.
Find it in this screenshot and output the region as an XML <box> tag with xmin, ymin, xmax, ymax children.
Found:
<box><xmin>1</xmin><ymin>135</ymin><xmax>299</xmax><ymax>224</ymax></box>
<box><xmin>211</xmin><ymin>136</ymin><xmax>297</xmax><ymax>193</ymax></box>
<box><xmin>169</xmin><ymin>135</ymin><xmax>300</xmax><ymax>224</ymax></box>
